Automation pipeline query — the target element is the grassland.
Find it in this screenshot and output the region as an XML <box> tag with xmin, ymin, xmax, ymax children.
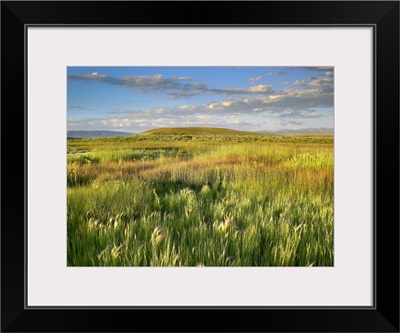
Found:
<box><xmin>67</xmin><ymin>128</ymin><xmax>334</xmax><ymax>266</ymax></box>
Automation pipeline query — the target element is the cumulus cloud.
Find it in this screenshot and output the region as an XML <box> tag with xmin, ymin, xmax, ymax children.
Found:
<box><xmin>68</xmin><ymin>72</ymin><xmax>196</xmax><ymax>95</ymax></box>
<box><xmin>210</xmin><ymin>85</ymin><xmax>273</xmax><ymax>95</ymax></box>
<box><xmin>289</xmin><ymin>66</ymin><xmax>333</xmax><ymax>72</ymax></box>
<box><xmin>308</xmin><ymin>77</ymin><xmax>334</xmax><ymax>92</ymax></box>
<box><xmin>167</xmin><ymin>83</ymin><xmax>209</xmax><ymax>98</ymax></box>
<box><xmin>69</xmin><ymin>72</ymin><xmax>275</xmax><ymax>98</ymax></box>
<box><xmin>68</xmin><ymin>107</ymin><xmax>263</xmax><ymax>132</ymax></box>
<box><xmin>68</xmin><ymin>116</ymin><xmax>162</xmax><ymax>131</ymax></box>
<box><xmin>205</xmin><ymin>87</ymin><xmax>332</xmax><ymax>114</ymax></box>
<box><xmin>96</xmin><ymin>76</ymin><xmax>332</xmax><ymax>132</ymax></box>
<box><xmin>309</xmin><ymin>76</ymin><xmax>333</xmax><ymax>86</ymax></box>
<box><xmin>68</xmin><ymin>68</ymin><xmax>334</xmax><ymax>132</ymax></box>
<box><xmin>272</xmin><ymin>110</ymin><xmax>321</xmax><ymax>118</ymax></box>
<box><xmin>292</xmin><ymin>79</ymin><xmax>307</xmax><ymax>86</ymax></box>
<box><xmin>313</xmin><ymin>67</ymin><xmax>333</xmax><ymax>71</ymax></box>
<box><xmin>291</xmin><ymin>74</ymin><xmax>333</xmax><ymax>93</ymax></box>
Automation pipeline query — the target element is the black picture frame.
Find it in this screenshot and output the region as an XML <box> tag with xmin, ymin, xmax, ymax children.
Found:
<box><xmin>1</xmin><ymin>1</ymin><xmax>399</xmax><ymax>332</ymax></box>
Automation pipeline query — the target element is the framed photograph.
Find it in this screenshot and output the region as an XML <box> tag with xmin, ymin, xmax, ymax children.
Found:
<box><xmin>2</xmin><ymin>1</ymin><xmax>399</xmax><ymax>332</ymax></box>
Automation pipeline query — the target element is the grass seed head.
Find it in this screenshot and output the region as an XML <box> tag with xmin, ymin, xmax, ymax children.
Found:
<box><xmin>151</xmin><ymin>226</ymin><xmax>166</xmax><ymax>243</ymax></box>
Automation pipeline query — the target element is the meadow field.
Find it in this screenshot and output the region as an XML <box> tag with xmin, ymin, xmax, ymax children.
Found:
<box><xmin>67</xmin><ymin>128</ymin><xmax>334</xmax><ymax>266</ymax></box>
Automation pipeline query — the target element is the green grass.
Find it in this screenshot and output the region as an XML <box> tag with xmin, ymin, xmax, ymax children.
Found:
<box><xmin>67</xmin><ymin>128</ymin><xmax>334</xmax><ymax>266</ymax></box>
<box><xmin>139</xmin><ymin>126</ymin><xmax>266</xmax><ymax>136</ymax></box>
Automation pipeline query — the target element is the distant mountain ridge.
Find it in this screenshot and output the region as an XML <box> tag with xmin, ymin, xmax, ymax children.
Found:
<box><xmin>262</xmin><ymin>128</ymin><xmax>333</xmax><ymax>134</ymax></box>
<box><xmin>67</xmin><ymin>130</ymin><xmax>133</xmax><ymax>138</ymax></box>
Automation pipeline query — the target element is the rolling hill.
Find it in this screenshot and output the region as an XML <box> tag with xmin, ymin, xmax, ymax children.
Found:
<box><xmin>138</xmin><ymin>127</ymin><xmax>267</xmax><ymax>136</ymax></box>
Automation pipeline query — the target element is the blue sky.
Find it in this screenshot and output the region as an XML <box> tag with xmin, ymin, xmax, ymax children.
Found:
<box><xmin>67</xmin><ymin>66</ymin><xmax>333</xmax><ymax>133</ymax></box>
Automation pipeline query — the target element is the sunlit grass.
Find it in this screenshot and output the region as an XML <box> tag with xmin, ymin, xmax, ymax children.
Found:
<box><xmin>67</xmin><ymin>131</ymin><xmax>334</xmax><ymax>266</ymax></box>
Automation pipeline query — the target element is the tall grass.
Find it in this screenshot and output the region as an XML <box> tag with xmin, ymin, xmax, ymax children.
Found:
<box><xmin>67</xmin><ymin>133</ymin><xmax>333</xmax><ymax>266</ymax></box>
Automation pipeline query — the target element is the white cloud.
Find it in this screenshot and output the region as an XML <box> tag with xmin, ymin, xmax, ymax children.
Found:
<box><xmin>179</xmin><ymin>105</ymin><xmax>196</xmax><ymax>110</ymax></box>
<box><xmin>272</xmin><ymin>110</ymin><xmax>321</xmax><ymax>119</ymax></box>
<box><xmin>248</xmin><ymin>85</ymin><xmax>271</xmax><ymax>93</ymax></box>
<box><xmin>249</xmin><ymin>76</ymin><xmax>262</xmax><ymax>85</ymax></box>
<box><xmin>210</xmin><ymin>85</ymin><xmax>273</xmax><ymax>95</ymax></box>
<box><xmin>68</xmin><ymin>73</ymin><xmax>203</xmax><ymax>96</ymax></box>
<box><xmin>69</xmin><ymin>72</ymin><xmax>277</xmax><ymax>99</ymax></box>
<box><xmin>293</xmin><ymin>79</ymin><xmax>307</xmax><ymax>86</ymax></box>
<box><xmin>291</xmin><ymin>66</ymin><xmax>333</xmax><ymax>72</ymax></box>
<box><xmin>203</xmin><ymin>86</ymin><xmax>332</xmax><ymax>114</ymax></box>
<box><xmin>68</xmin><ymin>68</ymin><xmax>334</xmax><ymax>132</ymax></box>
<box><xmin>222</xmin><ymin>101</ymin><xmax>234</xmax><ymax>107</ymax></box>
<box><xmin>289</xmin><ymin>74</ymin><xmax>333</xmax><ymax>93</ymax></box>
<box><xmin>309</xmin><ymin>77</ymin><xmax>333</xmax><ymax>87</ymax></box>
<box><xmin>81</xmin><ymin>72</ymin><xmax>107</xmax><ymax>79</ymax></box>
